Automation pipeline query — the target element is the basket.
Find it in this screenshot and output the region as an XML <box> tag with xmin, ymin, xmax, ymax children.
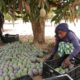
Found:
<box><xmin>44</xmin><ymin>74</ymin><xmax>73</xmax><ymax>80</ymax></box>
<box><xmin>42</xmin><ymin>59</ymin><xmax>80</xmax><ymax>80</ymax></box>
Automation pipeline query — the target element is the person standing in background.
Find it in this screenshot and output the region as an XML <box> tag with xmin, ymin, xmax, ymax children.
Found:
<box><xmin>0</xmin><ymin>12</ymin><xmax>4</xmax><ymax>37</ymax></box>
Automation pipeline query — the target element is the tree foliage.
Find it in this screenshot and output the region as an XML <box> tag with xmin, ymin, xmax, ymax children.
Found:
<box><xmin>0</xmin><ymin>0</ymin><xmax>49</xmax><ymax>22</ymax></box>
<box><xmin>0</xmin><ymin>0</ymin><xmax>80</xmax><ymax>23</ymax></box>
<box><xmin>48</xmin><ymin>0</ymin><xmax>80</xmax><ymax>23</ymax></box>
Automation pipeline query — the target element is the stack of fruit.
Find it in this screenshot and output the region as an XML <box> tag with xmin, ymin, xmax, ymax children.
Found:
<box><xmin>0</xmin><ymin>41</ymin><xmax>44</xmax><ymax>80</ymax></box>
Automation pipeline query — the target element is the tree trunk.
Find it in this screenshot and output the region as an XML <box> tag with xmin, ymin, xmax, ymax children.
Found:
<box><xmin>31</xmin><ymin>19</ymin><xmax>45</xmax><ymax>44</ymax></box>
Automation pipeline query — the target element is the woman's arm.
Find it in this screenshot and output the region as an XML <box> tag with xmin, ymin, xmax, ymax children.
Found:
<box><xmin>68</xmin><ymin>32</ymin><xmax>80</xmax><ymax>59</ymax></box>
<box><xmin>47</xmin><ymin>36</ymin><xmax>59</xmax><ymax>60</ymax></box>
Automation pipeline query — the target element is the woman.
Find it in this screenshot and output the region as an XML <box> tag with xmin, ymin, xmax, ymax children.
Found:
<box><xmin>42</xmin><ymin>23</ymin><xmax>80</xmax><ymax>78</ymax></box>
<box><xmin>48</xmin><ymin>23</ymin><xmax>80</xmax><ymax>66</ymax></box>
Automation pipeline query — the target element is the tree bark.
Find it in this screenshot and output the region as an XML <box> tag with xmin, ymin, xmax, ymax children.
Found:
<box><xmin>31</xmin><ymin>19</ymin><xmax>45</xmax><ymax>44</ymax></box>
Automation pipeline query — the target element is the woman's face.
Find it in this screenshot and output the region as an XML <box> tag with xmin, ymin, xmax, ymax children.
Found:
<box><xmin>58</xmin><ymin>30</ymin><xmax>67</xmax><ymax>39</ymax></box>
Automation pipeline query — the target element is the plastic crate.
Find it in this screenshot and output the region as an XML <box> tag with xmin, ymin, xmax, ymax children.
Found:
<box><xmin>1</xmin><ymin>34</ymin><xmax>19</xmax><ymax>43</ymax></box>
<box><xmin>42</xmin><ymin>59</ymin><xmax>80</xmax><ymax>80</ymax></box>
<box><xmin>14</xmin><ymin>75</ymin><xmax>33</xmax><ymax>80</ymax></box>
<box><xmin>42</xmin><ymin>59</ymin><xmax>62</xmax><ymax>78</ymax></box>
<box><xmin>44</xmin><ymin>74</ymin><xmax>73</xmax><ymax>80</ymax></box>
<box><xmin>67</xmin><ymin>65</ymin><xmax>80</xmax><ymax>80</ymax></box>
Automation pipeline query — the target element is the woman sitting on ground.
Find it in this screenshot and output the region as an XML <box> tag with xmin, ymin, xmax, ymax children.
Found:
<box><xmin>43</xmin><ymin>23</ymin><xmax>80</xmax><ymax>78</ymax></box>
<box><xmin>48</xmin><ymin>23</ymin><xmax>80</xmax><ymax>66</ymax></box>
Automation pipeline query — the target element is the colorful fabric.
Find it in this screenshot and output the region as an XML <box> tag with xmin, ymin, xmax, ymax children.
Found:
<box><xmin>58</xmin><ymin>42</ymin><xmax>74</xmax><ymax>57</ymax></box>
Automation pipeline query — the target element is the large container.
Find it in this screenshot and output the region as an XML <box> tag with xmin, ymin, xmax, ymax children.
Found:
<box><xmin>42</xmin><ymin>59</ymin><xmax>80</xmax><ymax>80</ymax></box>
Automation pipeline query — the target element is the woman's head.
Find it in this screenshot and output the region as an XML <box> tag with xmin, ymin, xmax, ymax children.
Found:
<box><xmin>55</xmin><ymin>23</ymin><xmax>69</xmax><ymax>39</ymax></box>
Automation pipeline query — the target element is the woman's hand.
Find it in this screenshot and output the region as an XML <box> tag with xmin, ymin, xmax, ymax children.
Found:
<box><xmin>62</xmin><ymin>57</ymin><xmax>71</xmax><ymax>68</ymax></box>
<box><xmin>43</xmin><ymin>55</ymin><xmax>50</xmax><ymax>61</ymax></box>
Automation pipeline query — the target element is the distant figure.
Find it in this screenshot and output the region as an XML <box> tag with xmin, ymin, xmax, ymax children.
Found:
<box><xmin>0</xmin><ymin>12</ymin><xmax>19</xmax><ymax>43</ymax></box>
<box><xmin>0</xmin><ymin>11</ymin><xmax>4</xmax><ymax>37</ymax></box>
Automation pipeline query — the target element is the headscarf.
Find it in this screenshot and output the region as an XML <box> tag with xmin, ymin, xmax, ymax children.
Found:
<box><xmin>55</xmin><ymin>23</ymin><xmax>69</xmax><ymax>34</ymax></box>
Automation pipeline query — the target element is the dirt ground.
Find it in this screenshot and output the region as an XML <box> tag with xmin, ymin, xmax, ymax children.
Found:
<box><xmin>33</xmin><ymin>76</ymin><xmax>42</xmax><ymax>80</ymax></box>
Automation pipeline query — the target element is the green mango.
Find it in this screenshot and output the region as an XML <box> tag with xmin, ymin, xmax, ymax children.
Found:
<box><xmin>4</xmin><ymin>76</ymin><xmax>10</xmax><ymax>80</ymax></box>
<box><xmin>0</xmin><ymin>76</ymin><xmax>4</xmax><ymax>80</ymax></box>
